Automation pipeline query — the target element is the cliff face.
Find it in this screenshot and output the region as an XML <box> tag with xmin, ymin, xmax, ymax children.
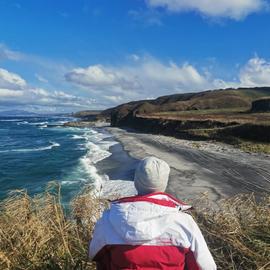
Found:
<box><xmin>112</xmin><ymin>115</ymin><xmax>270</xmax><ymax>143</ymax></box>
<box><xmin>107</xmin><ymin>87</ymin><xmax>270</xmax><ymax>145</ymax></box>
<box><xmin>252</xmin><ymin>98</ymin><xmax>270</xmax><ymax>112</ymax></box>
<box><xmin>114</xmin><ymin>115</ymin><xmax>235</xmax><ymax>135</ymax></box>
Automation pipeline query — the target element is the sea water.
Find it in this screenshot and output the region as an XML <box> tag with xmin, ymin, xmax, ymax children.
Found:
<box><xmin>0</xmin><ymin>116</ymin><xmax>136</xmax><ymax>206</ymax></box>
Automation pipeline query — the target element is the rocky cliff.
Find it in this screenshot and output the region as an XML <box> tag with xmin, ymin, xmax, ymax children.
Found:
<box><xmin>106</xmin><ymin>87</ymin><xmax>270</xmax><ymax>145</ymax></box>
<box><xmin>252</xmin><ymin>98</ymin><xmax>270</xmax><ymax>112</ymax></box>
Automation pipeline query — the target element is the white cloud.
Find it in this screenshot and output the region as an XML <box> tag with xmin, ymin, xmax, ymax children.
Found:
<box><xmin>139</xmin><ymin>60</ymin><xmax>207</xmax><ymax>86</ymax></box>
<box><xmin>0</xmin><ymin>68</ymin><xmax>26</xmax><ymax>89</ymax></box>
<box><xmin>2</xmin><ymin>51</ymin><xmax>270</xmax><ymax>111</ymax></box>
<box><xmin>0</xmin><ymin>89</ymin><xmax>24</xmax><ymax>97</ymax></box>
<box><xmin>0</xmin><ymin>44</ymin><xmax>23</xmax><ymax>61</ymax></box>
<box><xmin>129</xmin><ymin>54</ymin><xmax>141</xmax><ymax>62</ymax></box>
<box><xmin>146</xmin><ymin>0</ymin><xmax>268</xmax><ymax>20</ymax></box>
<box><xmin>66</xmin><ymin>65</ymin><xmax>123</xmax><ymax>87</ymax></box>
<box><xmin>0</xmin><ymin>67</ymin><xmax>95</xmax><ymax>110</ymax></box>
<box><xmin>0</xmin><ymin>45</ymin><xmax>98</xmax><ymax>111</ymax></box>
<box><xmin>24</xmin><ymin>88</ymin><xmax>95</xmax><ymax>107</ymax></box>
<box><xmin>65</xmin><ymin>56</ymin><xmax>213</xmax><ymax>103</ymax></box>
<box><xmin>104</xmin><ymin>95</ymin><xmax>125</xmax><ymax>103</ymax></box>
<box><xmin>0</xmin><ymin>87</ymin><xmax>95</xmax><ymax>108</ymax></box>
<box><xmin>35</xmin><ymin>74</ymin><xmax>49</xmax><ymax>83</ymax></box>
<box><xmin>66</xmin><ymin>55</ymin><xmax>270</xmax><ymax>106</ymax></box>
<box><xmin>0</xmin><ymin>44</ymin><xmax>73</xmax><ymax>86</ymax></box>
<box><xmin>239</xmin><ymin>56</ymin><xmax>270</xmax><ymax>86</ymax></box>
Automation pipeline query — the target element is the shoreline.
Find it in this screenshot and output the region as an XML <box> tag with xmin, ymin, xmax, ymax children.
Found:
<box><xmin>108</xmin><ymin>127</ymin><xmax>270</xmax><ymax>202</ymax></box>
<box><xmin>95</xmin><ymin>141</ymin><xmax>137</xmax><ymax>197</ymax></box>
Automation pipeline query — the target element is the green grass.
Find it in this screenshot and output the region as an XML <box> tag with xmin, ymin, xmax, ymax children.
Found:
<box><xmin>239</xmin><ymin>142</ymin><xmax>270</xmax><ymax>154</ymax></box>
<box><xmin>234</xmin><ymin>89</ymin><xmax>270</xmax><ymax>100</ymax></box>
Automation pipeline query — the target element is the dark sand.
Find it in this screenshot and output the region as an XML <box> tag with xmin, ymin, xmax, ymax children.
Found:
<box><xmin>97</xmin><ymin>142</ymin><xmax>138</xmax><ymax>181</ymax></box>
<box><xmin>107</xmin><ymin>128</ymin><xmax>270</xmax><ymax>202</ymax></box>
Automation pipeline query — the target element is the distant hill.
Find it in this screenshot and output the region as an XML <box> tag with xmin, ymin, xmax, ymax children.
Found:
<box><xmin>108</xmin><ymin>87</ymin><xmax>270</xmax><ymax>126</ymax></box>
<box><xmin>0</xmin><ymin>110</ymin><xmax>40</xmax><ymax>117</ymax></box>
<box><xmin>73</xmin><ymin>110</ymin><xmax>102</xmax><ymax>118</ymax></box>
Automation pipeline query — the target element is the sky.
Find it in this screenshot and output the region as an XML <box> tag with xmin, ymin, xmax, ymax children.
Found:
<box><xmin>0</xmin><ymin>0</ymin><xmax>270</xmax><ymax>113</ymax></box>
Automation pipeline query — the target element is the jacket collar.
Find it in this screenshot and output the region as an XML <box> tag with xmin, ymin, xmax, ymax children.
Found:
<box><xmin>113</xmin><ymin>192</ymin><xmax>192</xmax><ymax>211</ymax></box>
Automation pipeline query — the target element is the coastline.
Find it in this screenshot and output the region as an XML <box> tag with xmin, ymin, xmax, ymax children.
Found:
<box><xmin>95</xmin><ymin>141</ymin><xmax>137</xmax><ymax>197</ymax></box>
<box><xmin>108</xmin><ymin>127</ymin><xmax>270</xmax><ymax>202</ymax></box>
<box><xmin>1</xmin><ymin>122</ymin><xmax>269</xmax><ymax>270</ymax></box>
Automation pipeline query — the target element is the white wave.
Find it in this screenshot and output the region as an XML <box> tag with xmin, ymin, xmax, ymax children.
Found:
<box><xmin>39</xmin><ymin>125</ymin><xmax>48</xmax><ymax>128</ymax></box>
<box><xmin>61</xmin><ymin>181</ymin><xmax>73</xmax><ymax>185</ymax></box>
<box><xmin>61</xmin><ymin>180</ymin><xmax>81</xmax><ymax>185</ymax></box>
<box><xmin>79</xmin><ymin>155</ymin><xmax>110</xmax><ymax>192</ymax></box>
<box><xmin>0</xmin><ymin>119</ymin><xmax>21</xmax><ymax>122</ymax></box>
<box><xmin>57</xmin><ymin>120</ymin><xmax>70</xmax><ymax>124</ymax></box>
<box><xmin>28</xmin><ymin>121</ymin><xmax>48</xmax><ymax>126</ymax></box>
<box><xmin>0</xmin><ymin>141</ymin><xmax>60</xmax><ymax>153</ymax></box>
<box><xmin>85</xmin><ymin>129</ymin><xmax>98</xmax><ymax>136</ymax></box>
<box><xmin>17</xmin><ymin>121</ymin><xmax>29</xmax><ymax>125</ymax></box>
<box><xmin>71</xmin><ymin>134</ymin><xmax>85</xmax><ymax>140</ymax></box>
<box><xmin>64</xmin><ymin>126</ymin><xmax>85</xmax><ymax>132</ymax></box>
<box><xmin>84</xmin><ymin>142</ymin><xmax>111</xmax><ymax>164</ymax></box>
<box><xmin>76</xmin><ymin>147</ymin><xmax>86</xmax><ymax>150</ymax></box>
<box><xmin>48</xmin><ymin>120</ymin><xmax>69</xmax><ymax>126</ymax></box>
<box><xmin>61</xmin><ymin>128</ymin><xmax>122</xmax><ymax>195</ymax></box>
<box><xmin>84</xmin><ymin>140</ymin><xmax>118</xmax><ymax>164</ymax></box>
<box><xmin>65</xmin><ymin>129</ymin><xmax>119</xmax><ymax>193</ymax></box>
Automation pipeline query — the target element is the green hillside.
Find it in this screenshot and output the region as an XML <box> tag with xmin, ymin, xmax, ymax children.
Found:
<box><xmin>109</xmin><ymin>87</ymin><xmax>270</xmax><ymax>126</ymax></box>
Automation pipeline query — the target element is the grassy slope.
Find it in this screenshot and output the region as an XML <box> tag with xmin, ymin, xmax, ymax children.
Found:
<box><xmin>149</xmin><ymin>110</ymin><xmax>270</xmax><ymax>125</ymax></box>
<box><xmin>110</xmin><ymin>87</ymin><xmax>270</xmax><ymax>124</ymax></box>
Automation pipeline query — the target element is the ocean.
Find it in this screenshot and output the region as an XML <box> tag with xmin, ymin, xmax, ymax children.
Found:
<box><xmin>0</xmin><ymin>116</ymin><xmax>137</xmax><ymax>205</ymax></box>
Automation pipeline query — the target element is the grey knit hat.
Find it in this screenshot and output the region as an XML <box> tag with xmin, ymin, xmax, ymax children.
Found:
<box><xmin>134</xmin><ymin>156</ymin><xmax>170</xmax><ymax>195</ymax></box>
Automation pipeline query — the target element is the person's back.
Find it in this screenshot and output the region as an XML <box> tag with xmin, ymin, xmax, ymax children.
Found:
<box><xmin>89</xmin><ymin>157</ymin><xmax>217</xmax><ymax>270</ymax></box>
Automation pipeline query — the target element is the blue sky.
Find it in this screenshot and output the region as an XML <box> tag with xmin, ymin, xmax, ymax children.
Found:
<box><xmin>0</xmin><ymin>0</ymin><xmax>270</xmax><ymax>113</ymax></box>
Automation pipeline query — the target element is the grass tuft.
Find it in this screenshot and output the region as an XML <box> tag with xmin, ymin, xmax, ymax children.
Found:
<box><xmin>0</xmin><ymin>183</ymin><xmax>102</xmax><ymax>270</ymax></box>
<box><xmin>0</xmin><ymin>184</ymin><xmax>269</xmax><ymax>270</ymax></box>
<box><xmin>193</xmin><ymin>194</ymin><xmax>270</xmax><ymax>270</ymax></box>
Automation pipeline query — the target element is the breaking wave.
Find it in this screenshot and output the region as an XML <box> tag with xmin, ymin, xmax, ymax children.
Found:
<box><xmin>62</xmin><ymin>129</ymin><xmax>119</xmax><ymax>193</ymax></box>
<box><xmin>0</xmin><ymin>141</ymin><xmax>60</xmax><ymax>153</ymax></box>
<box><xmin>17</xmin><ymin>121</ymin><xmax>29</xmax><ymax>125</ymax></box>
<box><xmin>0</xmin><ymin>119</ymin><xmax>21</xmax><ymax>122</ymax></box>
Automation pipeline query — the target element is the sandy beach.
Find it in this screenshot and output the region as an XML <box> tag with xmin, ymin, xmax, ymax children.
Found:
<box><xmin>107</xmin><ymin>127</ymin><xmax>270</xmax><ymax>202</ymax></box>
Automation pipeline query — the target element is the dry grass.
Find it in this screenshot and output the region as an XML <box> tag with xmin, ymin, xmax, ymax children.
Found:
<box><xmin>0</xmin><ymin>183</ymin><xmax>104</xmax><ymax>270</ymax></box>
<box><xmin>0</xmin><ymin>184</ymin><xmax>269</xmax><ymax>270</ymax></box>
<box><xmin>148</xmin><ymin>110</ymin><xmax>270</xmax><ymax>125</ymax></box>
<box><xmin>193</xmin><ymin>194</ymin><xmax>270</xmax><ymax>270</ymax></box>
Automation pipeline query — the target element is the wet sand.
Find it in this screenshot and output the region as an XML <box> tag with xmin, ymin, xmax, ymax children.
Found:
<box><xmin>108</xmin><ymin>127</ymin><xmax>270</xmax><ymax>202</ymax></box>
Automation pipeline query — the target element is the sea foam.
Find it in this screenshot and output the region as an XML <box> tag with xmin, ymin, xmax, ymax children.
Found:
<box><xmin>81</xmin><ymin>130</ymin><xmax>118</xmax><ymax>191</ymax></box>
<box><xmin>62</xmin><ymin>128</ymin><xmax>120</xmax><ymax>194</ymax></box>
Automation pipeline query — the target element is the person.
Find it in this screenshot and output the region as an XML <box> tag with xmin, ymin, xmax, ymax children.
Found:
<box><xmin>89</xmin><ymin>156</ymin><xmax>217</xmax><ymax>270</ymax></box>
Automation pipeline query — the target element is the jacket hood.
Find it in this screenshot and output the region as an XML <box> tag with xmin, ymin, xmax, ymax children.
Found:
<box><xmin>108</xmin><ymin>193</ymin><xmax>191</xmax><ymax>244</ymax></box>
